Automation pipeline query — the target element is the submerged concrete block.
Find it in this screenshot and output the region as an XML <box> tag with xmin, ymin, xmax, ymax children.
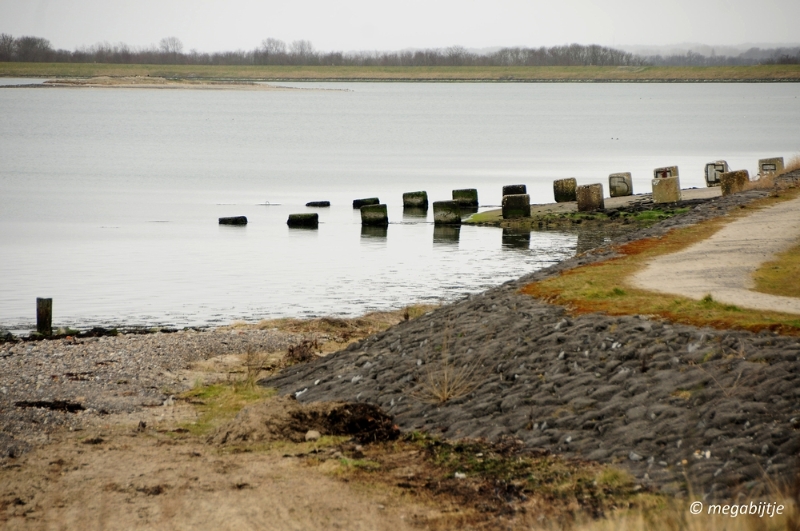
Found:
<box><xmin>452</xmin><ymin>188</ymin><xmax>478</xmax><ymax>207</ymax></box>
<box><xmin>576</xmin><ymin>184</ymin><xmax>604</xmax><ymax>212</ymax></box>
<box><xmin>219</xmin><ymin>216</ymin><xmax>247</xmax><ymax>225</ymax></box>
<box><xmin>654</xmin><ymin>166</ymin><xmax>679</xmax><ymax>179</ymax></box>
<box><xmin>502</xmin><ymin>184</ymin><xmax>527</xmax><ymax>196</ymax></box>
<box><xmin>360</xmin><ymin>204</ymin><xmax>389</xmax><ymax>226</ymax></box>
<box><xmin>720</xmin><ymin>170</ymin><xmax>750</xmax><ymax>196</ymax></box>
<box><xmin>553</xmin><ymin>178</ymin><xmax>577</xmax><ymax>203</ymax></box>
<box><xmin>433</xmin><ymin>200</ymin><xmax>461</xmax><ymax>225</ymax></box>
<box><xmin>704</xmin><ymin>160</ymin><xmax>729</xmax><ymax>187</ymax></box>
<box><xmin>305</xmin><ymin>201</ymin><xmax>330</xmax><ymax>207</ymax></box>
<box><xmin>287</xmin><ymin>213</ymin><xmax>319</xmax><ymax>228</ymax></box>
<box><xmin>353</xmin><ymin>197</ymin><xmax>380</xmax><ymax>209</ymax></box>
<box><xmin>361</xmin><ymin>225</ymin><xmax>387</xmax><ymax>238</ymax></box>
<box><xmin>651</xmin><ymin>176</ymin><xmax>681</xmax><ymax>203</ymax></box>
<box><xmin>759</xmin><ymin>157</ymin><xmax>784</xmax><ymax>175</ymax></box>
<box><xmin>609</xmin><ymin>173</ymin><xmax>633</xmax><ymax>197</ymax></box>
<box><xmin>502</xmin><ymin>228</ymin><xmax>531</xmax><ymax>250</ymax></box>
<box><xmin>403</xmin><ymin>191</ymin><xmax>428</xmax><ymax>209</ymax></box>
<box><xmin>502</xmin><ymin>194</ymin><xmax>531</xmax><ymax>219</ymax></box>
<box><xmin>433</xmin><ymin>225</ymin><xmax>460</xmax><ymax>243</ymax></box>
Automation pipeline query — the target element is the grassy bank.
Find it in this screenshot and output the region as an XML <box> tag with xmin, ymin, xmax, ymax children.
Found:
<box><xmin>2</xmin><ymin>62</ymin><xmax>800</xmax><ymax>82</ymax></box>
<box><xmin>521</xmin><ymin>188</ymin><xmax>800</xmax><ymax>335</ymax></box>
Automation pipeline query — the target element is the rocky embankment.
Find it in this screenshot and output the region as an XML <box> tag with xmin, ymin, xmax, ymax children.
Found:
<box><xmin>267</xmin><ymin>180</ymin><xmax>800</xmax><ymax>500</ymax></box>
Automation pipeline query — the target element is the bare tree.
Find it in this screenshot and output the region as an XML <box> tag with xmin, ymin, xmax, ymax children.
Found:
<box><xmin>261</xmin><ymin>38</ymin><xmax>286</xmax><ymax>55</ymax></box>
<box><xmin>0</xmin><ymin>33</ymin><xmax>14</xmax><ymax>61</ymax></box>
<box><xmin>290</xmin><ymin>40</ymin><xmax>313</xmax><ymax>57</ymax></box>
<box><xmin>159</xmin><ymin>36</ymin><xmax>183</xmax><ymax>55</ymax></box>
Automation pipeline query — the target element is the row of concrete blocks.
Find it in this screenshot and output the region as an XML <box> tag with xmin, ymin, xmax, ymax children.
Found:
<box><xmin>283</xmin><ymin>188</ymin><xmax>482</xmax><ymax>228</ymax></box>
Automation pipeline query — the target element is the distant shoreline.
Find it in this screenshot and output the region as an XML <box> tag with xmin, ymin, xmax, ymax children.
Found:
<box><xmin>2</xmin><ymin>63</ymin><xmax>799</xmax><ymax>82</ymax></box>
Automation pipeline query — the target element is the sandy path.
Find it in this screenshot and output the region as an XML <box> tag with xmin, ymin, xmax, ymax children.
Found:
<box><xmin>632</xmin><ymin>194</ymin><xmax>800</xmax><ymax>314</ymax></box>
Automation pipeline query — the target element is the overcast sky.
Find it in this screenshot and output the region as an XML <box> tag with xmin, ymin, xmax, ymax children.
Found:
<box><xmin>1</xmin><ymin>0</ymin><xmax>798</xmax><ymax>52</ymax></box>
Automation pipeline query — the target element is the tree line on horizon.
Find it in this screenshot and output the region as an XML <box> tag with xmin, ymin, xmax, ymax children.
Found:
<box><xmin>0</xmin><ymin>34</ymin><xmax>798</xmax><ymax>67</ymax></box>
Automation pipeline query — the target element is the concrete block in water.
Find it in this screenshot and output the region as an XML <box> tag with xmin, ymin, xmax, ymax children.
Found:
<box><xmin>353</xmin><ymin>197</ymin><xmax>380</xmax><ymax>209</ymax></box>
<box><xmin>360</xmin><ymin>204</ymin><xmax>389</xmax><ymax>226</ymax></box>
<box><xmin>577</xmin><ymin>184</ymin><xmax>604</xmax><ymax>212</ymax></box>
<box><xmin>759</xmin><ymin>157</ymin><xmax>784</xmax><ymax>175</ymax></box>
<box><xmin>502</xmin><ymin>184</ymin><xmax>527</xmax><ymax>196</ymax></box>
<box><xmin>651</xmin><ymin>176</ymin><xmax>681</xmax><ymax>203</ymax></box>
<box><xmin>305</xmin><ymin>201</ymin><xmax>330</xmax><ymax>207</ymax></box>
<box><xmin>609</xmin><ymin>172</ymin><xmax>633</xmax><ymax>197</ymax></box>
<box><xmin>402</xmin><ymin>191</ymin><xmax>428</xmax><ymax>209</ymax></box>
<box><xmin>502</xmin><ymin>194</ymin><xmax>531</xmax><ymax>219</ymax></box>
<box><xmin>433</xmin><ymin>200</ymin><xmax>461</xmax><ymax>225</ymax></box>
<box><xmin>720</xmin><ymin>170</ymin><xmax>750</xmax><ymax>196</ymax></box>
<box><xmin>452</xmin><ymin>188</ymin><xmax>478</xmax><ymax>207</ymax></box>
<box><xmin>653</xmin><ymin>166</ymin><xmax>679</xmax><ymax>179</ymax></box>
<box><xmin>704</xmin><ymin>160</ymin><xmax>729</xmax><ymax>187</ymax></box>
<box><xmin>219</xmin><ymin>216</ymin><xmax>247</xmax><ymax>225</ymax></box>
<box><xmin>287</xmin><ymin>213</ymin><xmax>319</xmax><ymax>228</ymax></box>
<box><xmin>553</xmin><ymin>178</ymin><xmax>577</xmax><ymax>203</ymax></box>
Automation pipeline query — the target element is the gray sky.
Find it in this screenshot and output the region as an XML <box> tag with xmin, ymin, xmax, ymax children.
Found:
<box><xmin>1</xmin><ymin>0</ymin><xmax>798</xmax><ymax>52</ymax></box>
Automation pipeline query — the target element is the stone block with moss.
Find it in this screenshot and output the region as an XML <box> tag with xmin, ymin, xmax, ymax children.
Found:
<box><xmin>360</xmin><ymin>204</ymin><xmax>389</xmax><ymax>226</ymax></box>
<box><xmin>502</xmin><ymin>194</ymin><xmax>531</xmax><ymax>219</ymax></box>
<box><xmin>452</xmin><ymin>188</ymin><xmax>478</xmax><ymax>207</ymax></box>
<box><xmin>353</xmin><ymin>197</ymin><xmax>380</xmax><ymax>209</ymax></box>
<box><xmin>502</xmin><ymin>184</ymin><xmax>527</xmax><ymax>196</ymax></box>
<box><xmin>652</xmin><ymin>176</ymin><xmax>681</xmax><ymax>203</ymax></box>
<box><xmin>553</xmin><ymin>178</ymin><xmax>577</xmax><ymax>203</ymax></box>
<box><xmin>720</xmin><ymin>170</ymin><xmax>750</xmax><ymax>196</ymax></box>
<box><xmin>287</xmin><ymin>213</ymin><xmax>319</xmax><ymax>228</ymax></box>
<box><xmin>577</xmin><ymin>184</ymin><xmax>604</xmax><ymax>212</ymax></box>
<box><xmin>433</xmin><ymin>200</ymin><xmax>461</xmax><ymax>225</ymax></box>
<box><xmin>402</xmin><ymin>191</ymin><xmax>428</xmax><ymax>209</ymax></box>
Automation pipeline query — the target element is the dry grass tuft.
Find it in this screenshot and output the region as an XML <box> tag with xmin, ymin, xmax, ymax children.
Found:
<box><xmin>416</xmin><ymin>327</ymin><xmax>488</xmax><ymax>404</ymax></box>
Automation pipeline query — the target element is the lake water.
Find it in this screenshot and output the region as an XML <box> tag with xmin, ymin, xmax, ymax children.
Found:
<box><xmin>1</xmin><ymin>82</ymin><xmax>798</xmax><ymax>331</ymax></box>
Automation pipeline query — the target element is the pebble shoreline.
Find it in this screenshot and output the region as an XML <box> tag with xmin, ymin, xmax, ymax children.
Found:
<box><xmin>0</xmin><ymin>328</ymin><xmax>308</xmax><ymax>457</ymax></box>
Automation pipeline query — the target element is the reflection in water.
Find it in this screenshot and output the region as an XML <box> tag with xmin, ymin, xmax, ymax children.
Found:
<box><xmin>361</xmin><ymin>225</ymin><xmax>388</xmax><ymax>239</ymax></box>
<box><xmin>575</xmin><ymin>230</ymin><xmax>609</xmax><ymax>255</ymax></box>
<box><xmin>403</xmin><ymin>207</ymin><xmax>428</xmax><ymax>220</ymax></box>
<box><xmin>460</xmin><ymin>206</ymin><xmax>479</xmax><ymax>219</ymax></box>
<box><xmin>501</xmin><ymin>228</ymin><xmax>531</xmax><ymax>250</ymax></box>
<box><xmin>433</xmin><ymin>225</ymin><xmax>460</xmax><ymax>244</ymax></box>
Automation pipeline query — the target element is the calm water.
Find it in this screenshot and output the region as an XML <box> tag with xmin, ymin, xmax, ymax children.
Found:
<box><xmin>1</xmin><ymin>82</ymin><xmax>799</xmax><ymax>331</ymax></box>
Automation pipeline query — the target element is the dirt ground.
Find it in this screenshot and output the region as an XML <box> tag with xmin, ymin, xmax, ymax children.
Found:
<box><xmin>0</xmin><ymin>407</ymin><xmax>435</xmax><ymax>531</ymax></box>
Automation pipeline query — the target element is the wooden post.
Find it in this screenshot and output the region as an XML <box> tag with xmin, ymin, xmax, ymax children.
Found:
<box><xmin>36</xmin><ymin>298</ymin><xmax>52</xmax><ymax>335</ymax></box>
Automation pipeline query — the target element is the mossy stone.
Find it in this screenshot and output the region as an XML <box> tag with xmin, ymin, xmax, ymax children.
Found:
<box><xmin>452</xmin><ymin>189</ymin><xmax>478</xmax><ymax>207</ymax></box>
<box><xmin>502</xmin><ymin>194</ymin><xmax>531</xmax><ymax>219</ymax></box>
<box><xmin>433</xmin><ymin>201</ymin><xmax>461</xmax><ymax>225</ymax></box>
<box><xmin>287</xmin><ymin>213</ymin><xmax>319</xmax><ymax>228</ymax></box>
<box><xmin>553</xmin><ymin>178</ymin><xmax>577</xmax><ymax>203</ymax></box>
<box><xmin>361</xmin><ymin>204</ymin><xmax>389</xmax><ymax>226</ymax></box>
<box><xmin>403</xmin><ymin>191</ymin><xmax>428</xmax><ymax>209</ymax></box>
